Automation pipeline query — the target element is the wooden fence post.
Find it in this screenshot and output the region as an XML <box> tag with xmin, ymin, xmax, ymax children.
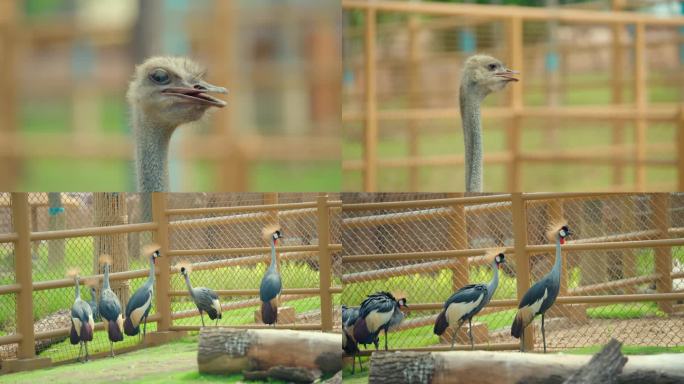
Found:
<box><xmin>652</xmin><ymin>194</ymin><xmax>672</xmax><ymax>314</ymax></box>
<box><xmin>634</xmin><ymin>22</ymin><xmax>647</xmax><ymax>191</ymax></box>
<box><xmin>364</xmin><ymin>7</ymin><xmax>378</xmax><ymax>192</ymax></box>
<box><xmin>151</xmin><ymin>192</ymin><xmax>172</xmax><ymax>333</ymax></box>
<box><xmin>407</xmin><ymin>15</ymin><xmax>421</xmax><ymax>191</ymax></box>
<box><xmin>507</xmin><ymin>17</ymin><xmax>524</xmax><ymax>192</ymax></box>
<box><xmin>448</xmin><ymin>193</ymin><xmax>469</xmax><ymax>292</ymax></box>
<box><xmin>511</xmin><ymin>193</ymin><xmax>533</xmax><ymax>351</ymax></box>
<box><xmin>677</xmin><ymin>105</ymin><xmax>684</xmax><ymax>191</ymax></box>
<box><xmin>611</xmin><ymin>1</ymin><xmax>625</xmax><ymax>188</ymax></box>
<box><xmin>318</xmin><ymin>193</ymin><xmax>334</xmax><ymax>332</ymax></box>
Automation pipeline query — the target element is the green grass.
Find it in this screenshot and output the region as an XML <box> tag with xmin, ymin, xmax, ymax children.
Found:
<box><xmin>0</xmin><ymin>336</ymin><xmax>288</xmax><ymax>384</ymax></box>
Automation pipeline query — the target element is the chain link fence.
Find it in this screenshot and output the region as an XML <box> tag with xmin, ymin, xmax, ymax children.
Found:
<box><xmin>341</xmin><ymin>193</ymin><xmax>684</xmax><ymax>352</ymax></box>
<box><xmin>0</xmin><ymin>192</ymin><xmax>340</xmax><ymax>368</ymax></box>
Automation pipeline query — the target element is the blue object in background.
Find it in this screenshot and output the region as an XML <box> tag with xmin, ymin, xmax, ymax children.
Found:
<box><xmin>545</xmin><ymin>51</ymin><xmax>559</xmax><ymax>73</ymax></box>
<box><xmin>459</xmin><ymin>29</ymin><xmax>477</xmax><ymax>53</ymax></box>
<box><xmin>680</xmin><ymin>1</ymin><xmax>684</xmax><ymax>64</ymax></box>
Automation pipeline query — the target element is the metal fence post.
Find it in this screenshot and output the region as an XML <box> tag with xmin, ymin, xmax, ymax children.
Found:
<box><xmin>317</xmin><ymin>193</ymin><xmax>334</xmax><ymax>332</ymax></box>
<box><xmin>364</xmin><ymin>7</ymin><xmax>378</xmax><ymax>192</ymax></box>
<box><xmin>12</xmin><ymin>193</ymin><xmax>34</xmax><ymax>359</ymax></box>
<box><xmin>511</xmin><ymin>193</ymin><xmax>533</xmax><ymax>351</ymax></box>
<box><xmin>151</xmin><ymin>192</ymin><xmax>172</xmax><ymax>332</ymax></box>
<box><xmin>652</xmin><ymin>194</ymin><xmax>672</xmax><ymax>314</ymax></box>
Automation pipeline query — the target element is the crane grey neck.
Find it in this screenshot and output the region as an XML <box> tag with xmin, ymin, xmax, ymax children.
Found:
<box><xmin>74</xmin><ymin>278</ymin><xmax>81</xmax><ymax>299</ymax></box>
<box><xmin>183</xmin><ymin>273</ymin><xmax>194</xmax><ymax>296</ymax></box>
<box><xmin>133</xmin><ymin>109</ymin><xmax>174</xmax><ymax>192</ymax></box>
<box><xmin>551</xmin><ymin>234</ymin><xmax>563</xmax><ymax>283</ymax></box>
<box><xmin>147</xmin><ymin>257</ymin><xmax>156</xmax><ymax>284</ymax></box>
<box><xmin>460</xmin><ymin>82</ymin><xmax>487</xmax><ymax>193</ymax></box>
<box><xmin>268</xmin><ymin>239</ymin><xmax>278</xmax><ymax>272</ymax></box>
<box><xmin>103</xmin><ymin>263</ymin><xmax>110</xmax><ymax>290</ymax></box>
<box><xmin>486</xmin><ymin>259</ymin><xmax>500</xmax><ymax>302</ymax></box>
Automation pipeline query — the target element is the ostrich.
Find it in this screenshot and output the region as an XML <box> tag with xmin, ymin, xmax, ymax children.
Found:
<box><xmin>434</xmin><ymin>249</ymin><xmax>505</xmax><ymax>349</ymax></box>
<box><xmin>98</xmin><ymin>254</ymin><xmax>124</xmax><ymax>357</ymax></box>
<box><xmin>351</xmin><ymin>291</ymin><xmax>408</xmax><ymax>351</ymax></box>
<box><xmin>124</xmin><ymin>244</ymin><xmax>160</xmax><ymax>341</ymax></box>
<box><xmin>342</xmin><ymin>305</ymin><xmax>364</xmax><ymax>374</ymax></box>
<box><xmin>127</xmin><ymin>56</ymin><xmax>228</xmax><ymax>192</ymax></box>
<box><xmin>460</xmin><ymin>55</ymin><xmax>519</xmax><ymax>192</ymax></box>
<box><xmin>68</xmin><ymin>269</ymin><xmax>94</xmax><ymax>362</ymax></box>
<box><xmin>179</xmin><ymin>264</ymin><xmax>222</xmax><ymax>326</ymax></box>
<box><xmin>260</xmin><ymin>226</ymin><xmax>283</xmax><ymax>325</ymax></box>
<box><xmin>511</xmin><ymin>221</ymin><xmax>571</xmax><ymax>353</ymax></box>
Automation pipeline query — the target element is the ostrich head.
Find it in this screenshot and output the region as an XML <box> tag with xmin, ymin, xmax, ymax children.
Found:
<box><xmin>461</xmin><ymin>54</ymin><xmax>518</xmax><ymax>98</ymax></box>
<box><xmin>127</xmin><ymin>56</ymin><xmax>227</xmax><ymax>129</ymax></box>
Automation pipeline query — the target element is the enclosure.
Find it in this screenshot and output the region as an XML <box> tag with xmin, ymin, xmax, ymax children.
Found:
<box><xmin>341</xmin><ymin>192</ymin><xmax>684</xmax><ymax>352</ymax></box>
<box><xmin>0</xmin><ymin>192</ymin><xmax>342</xmax><ymax>370</ymax></box>
<box><xmin>0</xmin><ymin>1</ymin><xmax>340</xmax><ymax>191</ymax></box>
<box><xmin>342</xmin><ymin>0</ymin><xmax>684</xmax><ymax>192</ymax></box>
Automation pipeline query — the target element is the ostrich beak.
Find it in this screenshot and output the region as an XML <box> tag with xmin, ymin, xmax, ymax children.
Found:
<box><xmin>162</xmin><ymin>81</ymin><xmax>228</xmax><ymax>107</ymax></box>
<box><xmin>495</xmin><ymin>69</ymin><xmax>519</xmax><ymax>82</ymax></box>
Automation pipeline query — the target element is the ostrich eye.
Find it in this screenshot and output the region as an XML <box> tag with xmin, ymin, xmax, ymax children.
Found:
<box><xmin>488</xmin><ymin>63</ymin><xmax>497</xmax><ymax>71</ymax></box>
<box><xmin>149</xmin><ymin>68</ymin><xmax>170</xmax><ymax>85</ymax></box>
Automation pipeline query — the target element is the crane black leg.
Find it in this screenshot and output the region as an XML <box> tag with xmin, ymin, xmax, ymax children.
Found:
<box><xmin>84</xmin><ymin>342</ymin><xmax>89</xmax><ymax>362</ymax></box>
<box><xmin>110</xmin><ymin>341</ymin><xmax>115</xmax><ymax>357</ymax></box>
<box><xmin>384</xmin><ymin>329</ymin><xmax>388</xmax><ymax>351</ymax></box>
<box><xmin>351</xmin><ymin>353</ymin><xmax>356</xmax><ymax>374</ymax></box>
<box><xmin>541</xmin><ymin>313</ymin><xmax>546</xmax><ymax>354</ymax></box>
<box><xmin>143</xmin><ymin>317</ymin><xmax>148</xmax><ymax>342</ymax></box>
<box><xmin>450</xmin><ymin>327</ymin><xmax>456</xmax><ymax>349</ymax></box>
<box><xmin>77</xmin><ymin>341</ymin><xmax>83</xmax><ymax>362</ymax></box>
<box><xmin>520</xmin><ymin>328</ymin><xmax>525</xmax><ymax>353</ymax></box>
<box><xmin>469</xmin><ymin>318</ymin><xmax>475</xmax><ymax>350</ymax></box>
<box><xmin>358</xmin><ymin>354</ymin><xmax>363</xmax><ymax>372</ymax></box>
<box><xmin>200</xmin><ymin>313</ymin><xmax>205</xmax><ymax>327</ymax></box>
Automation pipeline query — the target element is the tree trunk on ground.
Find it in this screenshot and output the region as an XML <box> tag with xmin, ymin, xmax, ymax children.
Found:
<box><xmin>197</xmin><ymin>328</ymin><xmax>342</xmax><ymax>378</ymax></box>
<box><xmin>366</xmin><ymin>348</ymin><xmax>684</xmax><ymax>384</ymax></box>
<box><xmin>93</xmin><ymin>193</ymin><xmax>129</xmax><ymax>306</ymax></box>
<box><xmin>562</xmin><ymin>339</ymin><xmax>627</xmax><ymax>384</ymax></box>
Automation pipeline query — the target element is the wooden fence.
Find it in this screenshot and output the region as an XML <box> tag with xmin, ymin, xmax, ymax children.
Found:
<box><xmin>0</xmin><ymin>1</ymin><xmax>339</xmax><ymax>190</ymax></box>
<box><xmin>341</xmin><ymin>0</ymin><xmax>684</xmax><ymax>192</ymax></box>
<box><xmin>0</xmin><ymin>193</ymin><xmax>342</xmax><ymax>373</ymax></box>
<box><xmin>341</xmin><ymin>193</ymin><xmax>684</xmax><ymax>352</ymax></box>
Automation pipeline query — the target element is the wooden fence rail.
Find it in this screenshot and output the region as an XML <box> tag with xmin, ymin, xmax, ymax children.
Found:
<box><xmin>0</xmin><ymin>193</ymin><xmax>341</xmax><ymax>372</ymax></box>
<box><xmin>342</xmin><ymin>0</ymin><xmax>684</xmax><ymax>192</ymax></box>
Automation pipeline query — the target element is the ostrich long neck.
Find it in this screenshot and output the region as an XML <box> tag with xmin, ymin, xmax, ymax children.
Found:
<box><xmin>133</xmin><ymin>109</ymin><xmax>174</xmax><ymax>192</ymax></box>
<box><xmin>460</xmin><ymin>83</ymin><xmax>485</xmax><ymax>193</ymax></box>
<box><xmin>103</xmin><ymin>264</ymin><xmax>110</xmax><ymax>290</ymax></box>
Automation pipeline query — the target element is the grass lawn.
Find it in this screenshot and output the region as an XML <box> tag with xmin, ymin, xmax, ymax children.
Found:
<box><xmin>0</xmin><ymin>336</ymin><xmax>292</xmax><ymax>384</ymax></box>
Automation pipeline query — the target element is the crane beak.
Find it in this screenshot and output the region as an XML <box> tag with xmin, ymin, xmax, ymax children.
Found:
<box><xmin>162</xmin><ymin>81</ymin><xmax>228</xmax><ymax>108</ymax></box>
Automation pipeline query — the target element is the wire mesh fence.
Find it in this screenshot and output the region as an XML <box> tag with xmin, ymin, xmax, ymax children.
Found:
<box><xmin>341</xmin><ymin>193</ymin><xmax>684</xmax><ymax>352</ymax></box>
<box><xmin>342</xmin><ymin>1</ymin><xmax>684</xmax><ymax>192</ymax></box>
<box><xmin>0</xmin><ymin>192</ymin><xmax>340</xmax><ymax>368</ymax></box>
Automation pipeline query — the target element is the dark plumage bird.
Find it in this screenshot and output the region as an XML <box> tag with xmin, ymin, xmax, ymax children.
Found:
<box><xmin>351</xmin><ymin>292</ymin><xmax>408</xmax><ymax>351</ymax></box>
<box><xmin>98</xmin><ymin>254</ymin><xmax>124</xmax><ymax>357</ymax></box>
<box><xmin>180</xmin><ymin>264</ymin><xmax>222</xmax><ymax>326</ymax></box>
<box><xmin>87</xmin><ymin>286</ymin><xmax>101</xmax><ymax>322</ymax></box>
<box><xmin>259</xmin><ymin>226</ymin><xmax>283</xmax><ymax>325</ymax></box>
<box><xmin>511</xmin><ymin>221</ymin><xmax>571</xmax><ymax>353</ymax></box>
<box><xmin>342</xmin><ymin>305</ymin><xmax>363</xmax><ymax>374</ymax></box>
<box><xmin>434</xmin><ymin>250</ymin><xmax>505</xmax><ymax>349</ymax></box>
<box><xmin>68</xmin><ymin>270</ymin><xmax>94</xmax><ymax>362</ymax></box>
<box><xmin>124</xmin><ymin>245</ymin><xmax>160</xmax><ymax>341</ymax></box>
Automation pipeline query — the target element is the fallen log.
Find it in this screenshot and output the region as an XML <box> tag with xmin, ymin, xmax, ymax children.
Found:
<box><xmin>562</xmin><ymin>339</ymin><xmax>627</xmax><ymax>384</ymax></box>
<box><xmin>197</xmin><ymin>327</ymin><xmax>342</xmax><ymax>378</ymax></box>
<box><xmin>367</xmin><ymin>348</ymin><xmax>684</xmax><ymax>384</ymax></box>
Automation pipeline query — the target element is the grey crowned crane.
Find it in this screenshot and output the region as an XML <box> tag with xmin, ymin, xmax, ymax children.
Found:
<box><xmin>342</xmin><ymin>305</ymin><xmax>362</xmax><ymax>374</ymax></box>
<box><xmin>68</xmin><ymin>269</ymin><xmax>94</xmax><ymax>362</ymax></box>
<box><xmin>259</xmin><ymin>226</ymin><xmax>283</xmax><ymax>326</ymax></box>
<box><xmin>179</xmin><ymin>264</ymin><xmax>222</xmax><ymax>326</ymax></box>
<box><xmin>87</xmin><ymin>286</ymin><xmax>100</xmax><ymax>322</ymax></box>
<box><xmin>98</xmin><ymin>254</ymin><xmax>124</xmax><ymax>357</ymax></box>
<box><xmin>351</xmin><ymin>291</ymin><xmax>408</xmax><ymax>351</ymax></box>
<box><xmin>124</xmin><ymin>244</ymin><xmax>160</xmax><ymax>341</ymax></box>
<box><xmin>511</xmin><ymin>221</ymin><xmax>571</xmax><ymax>353</ymax></box>
<box><xmin>434</xmin><ymin>249</ymin><xmax>506</xmax><ymax>349</ymax></box>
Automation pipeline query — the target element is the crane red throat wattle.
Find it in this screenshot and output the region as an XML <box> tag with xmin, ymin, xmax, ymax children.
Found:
<box><xmin>560</xmin><ymin>238</ymin><xmax>565</xmax><ymax>245</ymax></box>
